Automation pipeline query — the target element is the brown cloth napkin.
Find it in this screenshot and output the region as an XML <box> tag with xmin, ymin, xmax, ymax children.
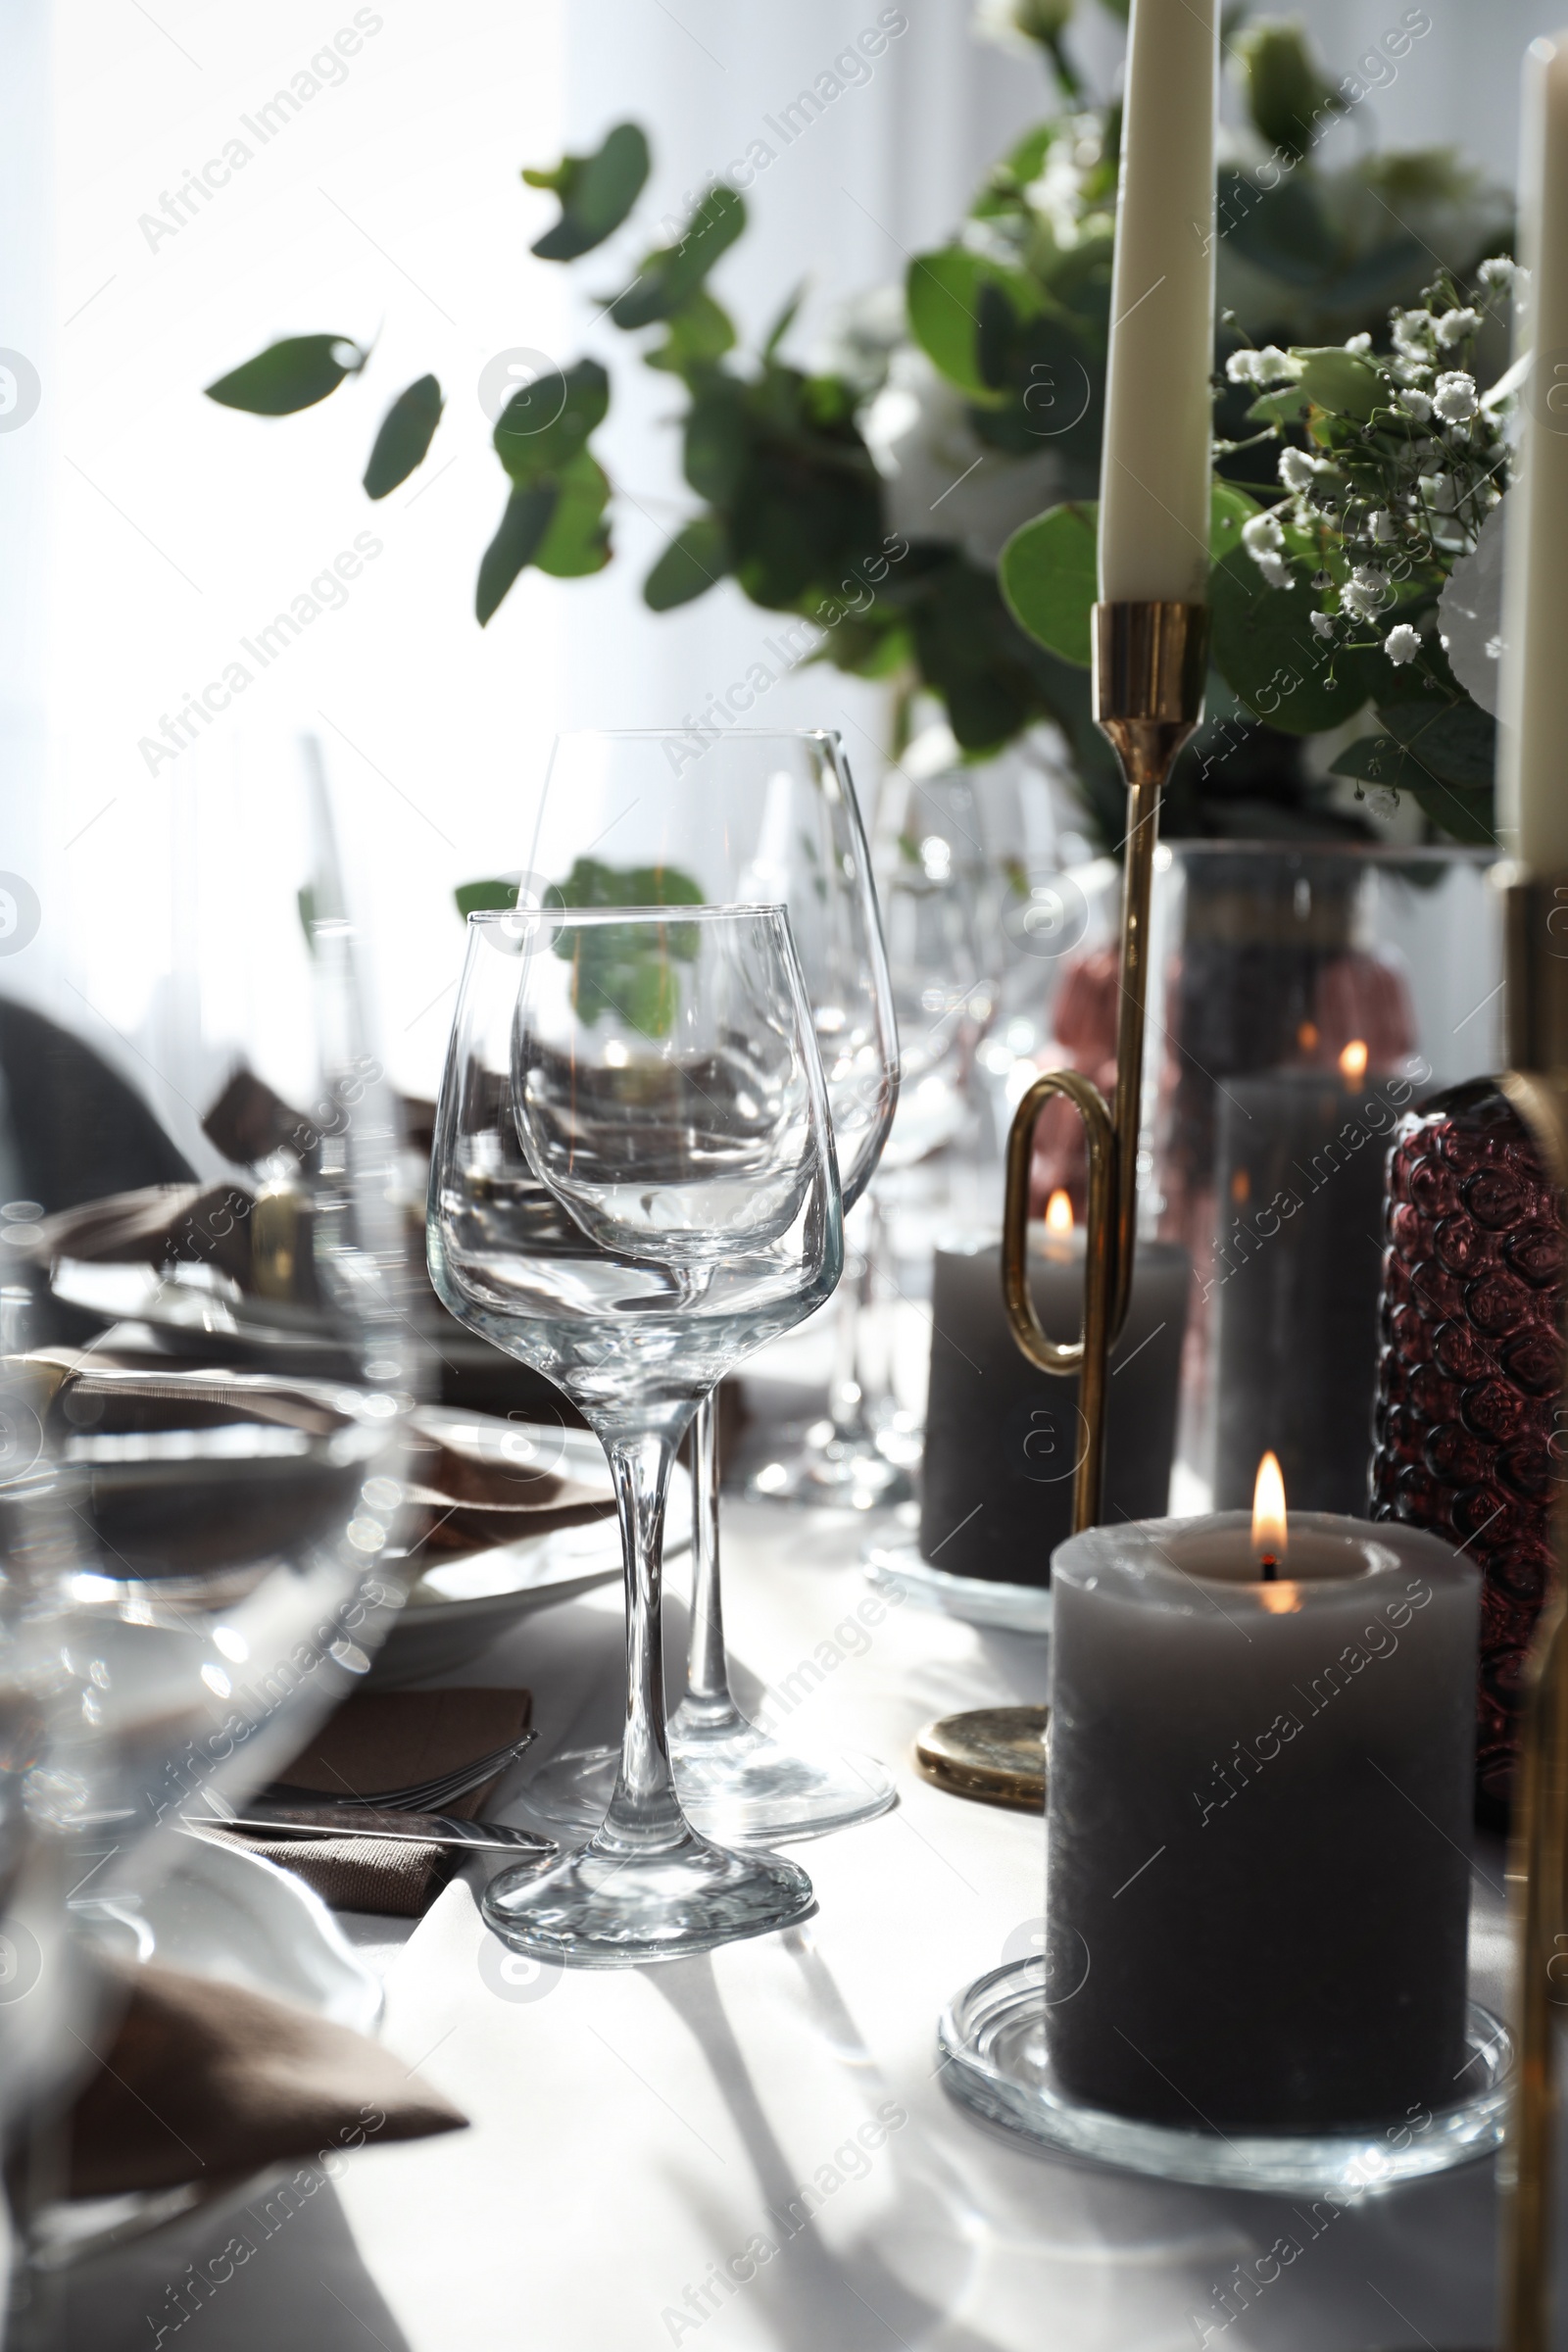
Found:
<box><xmin>223</xmin><ymin>1686</ymin><xmax>534</xmax><ymax>1916</ymax></box>
<box><xmin>65</xmin><ymin>1956</ymin><xmax>466</xmax><ymax>2197</ymax></box>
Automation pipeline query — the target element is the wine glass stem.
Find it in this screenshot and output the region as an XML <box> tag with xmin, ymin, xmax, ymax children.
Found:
<box><xmin>596</xmin><ymin>1420</ymin><xmax>693</xmax><ymax>1850</ymax></box>
<box><xmin>680</xmin><ymin>1392</ymin><xmax>746</xmax><ymax>1738</ymax></box>
<box><xmin>828</xmin><ymin>1199</ymin><xmax>874</xmax><ymax>1445</ymax></box>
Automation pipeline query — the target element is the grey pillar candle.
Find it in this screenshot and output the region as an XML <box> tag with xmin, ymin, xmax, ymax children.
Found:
<box><xmin>1046</xmin><ymin>1511</ymin><xmax>1478</xmax><ymax>2130</ymax></box>
<box><xmin>1211</xmin><ymin>1062</ymin><xmax>1422</xmax><ymax>1513</ymax></box>
<box><xmin>920</xmin><ymin>1215</ymin><xmax>1188</xmax><ymax>1584</ymax></box>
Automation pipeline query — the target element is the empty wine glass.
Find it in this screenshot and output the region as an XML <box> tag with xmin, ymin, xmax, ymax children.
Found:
<box><xmin>429</xmin><ymin>905</ymin><xmax>843</xmax><ymax>1962</ymax></box>
<box><xmin>509</xmin><ymin>729</ymin><xmax>900</xmax><ymax>1845</ymax></box>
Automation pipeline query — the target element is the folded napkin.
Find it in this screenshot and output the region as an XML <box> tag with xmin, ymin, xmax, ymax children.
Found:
<box><xmin>402</xmin><ymin>1411</ymin><xmax>614</xmax><ymax>1556</ymax></box>
<box><xmin>221</xmin><ymin>1685</ymin><xmax>534</xmax><ymax>1916</ymax></box>
<box><xmin>64</xmin><ymin>1955</ymin><xmax>466</xmax><ymax>2197</ymax></box>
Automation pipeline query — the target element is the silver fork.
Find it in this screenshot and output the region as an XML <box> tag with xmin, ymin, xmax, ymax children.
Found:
<box><xmin>262</xmin><ymin>1731</ymin><xmax>537</xmax><ymax>1815</ymax></box>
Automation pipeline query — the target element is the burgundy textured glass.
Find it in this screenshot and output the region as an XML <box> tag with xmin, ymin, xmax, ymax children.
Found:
<box><xmin>1369</xmin><ymin>1080</ymin><xmax>1564</xmax><ymax>1823</ymax></box>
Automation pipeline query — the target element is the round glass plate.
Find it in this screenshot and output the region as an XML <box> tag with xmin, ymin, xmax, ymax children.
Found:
<box><xmin>938</xmin><ymin>1958</ymin><xmax>1511</xmax><ymax>2194</ymax></box>
<box><xmin>863</xmin><ymin>1528</ymin><xmax>1054</xmax><ymax>1636</ymax></box>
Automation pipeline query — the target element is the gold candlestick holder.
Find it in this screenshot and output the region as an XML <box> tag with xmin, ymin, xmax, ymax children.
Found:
<box><xmin>1497</xmin><ymin>868</ymin><xmax>1568</xmax><ymax>2352</ymax></box>
<box><xmin>911</xmin><ymin>602</ymin><xmax>1206</xmax><ymax>1810</ymax></box>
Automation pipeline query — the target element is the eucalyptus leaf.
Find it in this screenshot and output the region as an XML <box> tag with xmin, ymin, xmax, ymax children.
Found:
<box><xmin>905</xmin><ymin>249</ymin><xmax>1037</xmax><ymax>402</ymax></box>
<box><xmin>205</xmin><ymin>334</ymin><xmax>367</xmax><ymax>416</ymax></box>
<box><xmin>362</xmin><ymin>373</ymin><xmax>443</xmax><ymax>499</ymax></box>
<box><xmin>645</xmin><ymin>514</ymin><xmax>729</xmax><ymax>611</ymax></box>
<box><xmin>475</xmin><ymin>483</ymin><xmax>558</xmax><ymax>625</ymax></box>
<box><xmin>525</xmin><ymin>123</ymin><xmax>650</xmax><ymax>262</ymax></box>
<box><xmin>1372</xmin><ymin>698</ymin><xmax>1497</xmax><ymax>790</ymax></box>
<box><xmin>646</xmin><ymin>290</ymin><xmax>737</xmax><ymax>377</ymax></box>
<box><xmin>1210</xmin><ymin>542</ymin><xmax>1374</xmax><ymax>732</ymax></box>
<box><xmin>608</xmin><ymin>187</ymin><xmax>745</xmax><ymax>329</ymax></box>
<box><xmin>454</xmin><ymin>878</ymin><xmax>519</xmax><ymax>919</ymax></box>
<box><xmin>1237</xmin><ymin>24</ymin><xmax>1346</xmax><ymax>165</ymax></box>
<box><xmin>533</xmin><ymin>453</ymin><xmax>612</xmax><ymax>578</ymax></box>
<box><xmin>1330</xmin><ymin>731</ymin><xmax>1495</xmax><ymax>842</ymax></box>
<box><xmin>1297</xmin><ymin>345</ymin><xmax>1383</xmax><ymax>423</ymax></box>
<box><xmin>999</xmin><ymin>502</ymin><xmax>1099</xmax><ymax>666</ymax></box>
<box><xmin>494</xmin><ymin>358</ymin><xmax>609</xmax><ymax>484</ymax></box>
<box><xmin>683</xmin><ymin>382</ymin><xmax>749</xmax><ymax>505</ymax></box>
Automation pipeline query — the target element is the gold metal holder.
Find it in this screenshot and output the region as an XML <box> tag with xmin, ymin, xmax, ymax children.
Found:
<box><xmin>1497</xmin><ymin>870</ymin><xmax>1568</xmax><ymax>2352</ymax></box>
<box><xmin>920</xmin><ymin>606</ymin><xmax>1206</xmax><ymax>1814</ymax></box>
<box><xmin>1001</xmin><ymin>601</ymin><xmax>1207</xmax><ymax>1533</ymax></box>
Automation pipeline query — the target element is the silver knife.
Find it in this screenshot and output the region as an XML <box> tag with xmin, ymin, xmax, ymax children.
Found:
<box><xmin>182</xmin><ymin>1802</ymin><xmax>555</xmax><ymax>1854</ymax></box>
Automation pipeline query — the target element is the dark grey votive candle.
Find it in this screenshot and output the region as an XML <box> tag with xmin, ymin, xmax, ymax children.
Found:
<box><xmin>1046</xmin><ymin>1513</ymin><xmax>1478</xmax><ymax>2130</ymax></box>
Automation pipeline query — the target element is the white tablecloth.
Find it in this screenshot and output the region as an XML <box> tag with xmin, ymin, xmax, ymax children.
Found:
<box><xmin>51</xmin><ymin>1499</ymin><xmax>1506</xmax><ymax>2352</ymax></box>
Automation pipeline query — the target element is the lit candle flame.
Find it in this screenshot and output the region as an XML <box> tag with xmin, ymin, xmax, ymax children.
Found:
<box><xmin>1338</xmin><ymin>1038</ymin><xmax>1368</xmax><ymax>1083</ymax></box>
<box><xmin>1252</xmin><ymin>1449</ymin><xmax>1287</xmax><ymax>1576</ymax></box>
<box><xmin>1046</xmin><ymin>1189</ymin><xmax>1074</xmax><ymax>1235</ymax></box>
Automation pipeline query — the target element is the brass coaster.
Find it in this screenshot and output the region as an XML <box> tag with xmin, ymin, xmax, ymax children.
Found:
<box><xmin>913</xmin><ymin>1705</ymin><xmax>1047</xmax><ymax>1812</ymax></box>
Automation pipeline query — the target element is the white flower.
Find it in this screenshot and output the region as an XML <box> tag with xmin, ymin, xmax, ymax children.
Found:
<box><xmin>1435</xmin><ymin>308</ymin><xmax>1483</xmax><ymax>349</ymax></box>
<box><xmin>1384</xmin><ymin>622</ymin><xmax>1422</xmax><ymax>666</ymax></box>
<box><xmin>1433</xmin><ymin>370</ymin><xmax>1479</xmax><ymax>422</ymax></box>
<box><xmin>1363</xmin><ymin>785</ymin><xmax>1399</xmax><ymax>819</ymax></box>
<box><xmin>1309</xmin><ymin>610</ymin><xmax>1336</xmax><ymax>639</ymax></box>
<box><xmin>1226</xmin><ymin>345</ymin><xmax>1300</xmax><ymax>388</ymax></box>
<box><xmin>1253</xmin><ymin>552</ymin><xmax>1294</xmax><ymax>589</ymax></box>
<box><xmin>1343</xmin><ymin>332</ymin><xmax>1372</xmax><ymax>355</ymax></box>
<box><xmin>1278</xmin><ymin>446</ymin><xmax>1319</xmax><ymax>492</ymax></box>
<box><xmin>1242</xmin><ymin>511</ymin><xmax>1285</xmax><ymax>556</ymax></box>
<box><xmin>1351</xmin><ymin>565</ymin><xmax>1390</xmax><ymax>596</ymax></box>
<box><xmin>1397</xmin><ymin>388</ymin><xmax>1434</xmax><ymax>420</ymax></box>
<box><xmin>1477</xmin><ymin>256</ymin><xmax>1516</xmax><ymax>290</ymax></box>
<box><xmin>1343</xmin><ymin>567</ymin><xmax>1392</xmax><ymax>619</ymax></box>
<box><xmin>1369</xmin><ymin>510</ymin><xmax>1395</xmax><ymax>543</ymax></box>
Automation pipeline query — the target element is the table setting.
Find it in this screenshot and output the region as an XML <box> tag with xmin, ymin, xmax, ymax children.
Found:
<box><xmin>8</xmin><ymin>0</ymin><xmax>1568</xmax><ymax>2345</ymax></box>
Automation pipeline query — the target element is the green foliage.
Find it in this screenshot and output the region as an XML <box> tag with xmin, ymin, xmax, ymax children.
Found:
<box><xmin>1209</xmin><ymin>543</ymin><xmax>1373</xmax><ymax>734</ymax></box>
<box><xmin>494</xmin><ymin>359</ymin><xmax>609</xmax><ymax>483</ymax></box>
<box><xmin>1236</xmin><ymin>23</ymin><xmax>1347</xmax><ymax>165</ymax></box>
<box><xmin>999</xmin><ymin>502</ymin><xmax>1098</xmax><ymax>665</ymax></box>
<box><xmin>454</xmin><ymin>878</ymin><xmax>520</xmax><ymax>918</ymax></box>
<box><xmin>205</xmin><ymin>335</ymin><xmax>367</xmax><ymax>415</ymax></box>
<box><xmin>547</xmin><ymin>857</ymin><xmax>706</xmax><ymax>1035</ymax></box>
<box><xmin>475</xmin><ymin>485</ymin><xmax>559</xmax><ymax>625</ymax></box>
<box><xmin>645</xmin><ymin>515</ymin><xmax>730</xmax><ymax>610</ymax></box>
<box><xmin>363</xmin><ymin>373</ymin><xmax>443</xmax><ymax>499</ymax></box>
<box><xmin>607</xmin><ymin>187</ymin><xmax>746</xmax><ymax>328</ymax></box>
<box><xmin>525</xmin><ymin>123</ymin><xmax>650</xmax><ymax>261</ymax></box>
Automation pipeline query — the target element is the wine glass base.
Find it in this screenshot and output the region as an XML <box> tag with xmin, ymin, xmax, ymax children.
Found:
<box><xmin>523</xmin><ymin>1727</ymin><xmax>898</xmax><ymax>1847</ymax></box>
<box><xmin>748</xmin><ymin>1422</ymin><xmax>913</xmax><ymax>1511</ymax></box>
<box><xmin>481</xmin><ymin>1825</ymin><xmax>813</xmax><ymax>1967</ymax></box>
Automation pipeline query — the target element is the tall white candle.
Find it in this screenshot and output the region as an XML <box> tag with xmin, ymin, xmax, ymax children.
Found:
<box><xmin>1098</xmin><ymin>0</ymin><xmax>1220</xmax><ymax>605</ymax></box>
<box><xmin>1499</xmin><ymin>33</ymin><xmax>1568</xmax><ymax>872</ymax></box>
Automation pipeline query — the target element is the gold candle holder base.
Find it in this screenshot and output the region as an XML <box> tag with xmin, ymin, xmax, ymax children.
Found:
<box><xmin>930</xmin><ymin>605</ymin><xmax>1205</xmax><ymax>1809</ymax></box>
<box><xmin>912</xmin><ymin>1706</ymin><xmax>1048</xmax><ymax>1811</ymax></box>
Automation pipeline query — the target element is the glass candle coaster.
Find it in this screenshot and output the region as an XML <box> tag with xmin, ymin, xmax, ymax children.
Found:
<box><xmin>938</xmin><ymin>1958</ymin><xmax>1511</xmax><ymax>2195</ymax></box>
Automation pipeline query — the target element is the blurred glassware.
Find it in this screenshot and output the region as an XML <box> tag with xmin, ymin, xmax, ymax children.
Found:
<box><xmin>430</xmin><ymin>906</ymin><xmax>843</xmax><ymax>1961</ymax></box>
<box><xmin>9</xmin><ymin>730</ymin><xmax>420</xmax><ymax>1876</ymax></box>
<box><xmin>513</xmin><ymin>729</ymin><xmax>899</xmax><ymax>1845</ymax></box>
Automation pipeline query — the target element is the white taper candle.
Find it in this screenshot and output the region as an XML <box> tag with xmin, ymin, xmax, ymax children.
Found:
<box><xmin>1097</xmin><ymin>0</ymin><xmax>1220</xmax><ymax>606</ymax></box>
<box><xmin>1499</xmin><ymin>33</ymin><xmax>1568</xmax><ymax>872</ymax></box>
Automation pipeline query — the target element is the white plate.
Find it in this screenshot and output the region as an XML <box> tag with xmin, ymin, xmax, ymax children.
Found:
<box><xmin>75</xmin><ymin>1830</ymin><xmax>382</xmax><ymax>2035</ymax></box>
<box><xmin>370</xmin><ymin>1426</ymin><xmax>692</xmax><ymax>1686</ymax></box>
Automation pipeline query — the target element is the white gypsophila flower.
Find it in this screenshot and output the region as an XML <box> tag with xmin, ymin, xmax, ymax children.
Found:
<box><xmin>1254</xmin><ymin>552</ymin><xmax>1294</xmax><ymax>589</ymax></box>
<box><xmin>1433</xmin><ymin>370</ymin><xmax>1479</xmax><ymax>422</ymax></box>
<box><xmin>1435</xmin><ymin>308</ymin><xmax>1483</xmax><ymax>349</ymax></box>
<box><xmin>1398</xmin><ymin>388</ymin><xmax>1434</xmax><ymax>421</ymax></box>
<box><xmin>1350</xmin><ymin>565</ymin><xmax>1390</xmax><ymax>596</ymax></box>
<box><xmin>1309</xmin><ymin>610</ymin><xmax>1336</xmax><ymax>639</ymax></box>
<box><xmin>1384</xmin><ymin>622</ymin><xmax>1422</xmax><ymax>665</ymax></box>
<box><xmin>1369</xmin><ymin>510</ymin><xmax>1395</xmax><ymax>543</ymax></box>
<box><xmin>1342</xmin><ymin>571</ymin><xmax>1390</xmax><ymax>619</ymax></box>
<box><xmin>1363</xmin><ymin>785</ymin><xmax>1399</xmax><ymax>818</ymax></box>
<box><xmin>1477</xmin><ymin>256</ymin><xmax>1516</xmax><ymax>290</ymax></box>
<box><xmin>1226</xmin><ymin>345</ymin><xmax>1299</xmax><ymax>388</ymax></box>
<box><xmin>1343</xmin><ymin>332</ymin><xmax>1372</xmax><ymax>355</ymax></box>
<box><xmin>1393</xmin><ymin>308</ymin><xmax>1435</xmax><ymax>351</ymax></box>
<box><xmin>1278</xmin><ymin>447</ymin><xmax>1318</xmax><ymax>492</ymax></box>
<box><xmin>1242</xmin><ymin>512</ymin><xmax>1285</xmax><ymax>557</ymax></box>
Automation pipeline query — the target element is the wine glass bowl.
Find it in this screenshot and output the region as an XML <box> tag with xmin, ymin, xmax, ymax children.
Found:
<box><xmin>431</xmin><ymin>906</ymin><xmax>845</xmax><ymax>1963</ymax></box>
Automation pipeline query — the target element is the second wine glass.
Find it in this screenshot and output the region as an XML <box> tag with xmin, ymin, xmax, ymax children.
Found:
<box><xmin>430</xmin><ymin>905</ymin><xmax>843</xmax><ymax>1961</ymax></box>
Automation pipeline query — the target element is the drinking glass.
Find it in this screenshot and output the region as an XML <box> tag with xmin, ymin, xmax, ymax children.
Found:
<box><xmin>429</xmin><ymin>906</ymin><xmax>843</xmax><ymax>1961</ymax></box>
<box><xmin>511</xmin><ymin>730</ymin><xmax>900</xmax><ymax>1844</ymax></box>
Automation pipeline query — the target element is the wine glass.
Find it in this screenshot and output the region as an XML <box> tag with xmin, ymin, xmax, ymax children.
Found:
<box><xmin>510</xmin><ymin>729</ymin><xmax>900</xmax><ymax>1845</ymax></box>
<box><xmin>15</xmin><ymin>729</ymin><xmax>417</xmax><ymax>1868</ymax></box>
<box><xmin>429</xmin><ymin>905</ymin><xmax>843</xmax><ymax>1962</ymax></box>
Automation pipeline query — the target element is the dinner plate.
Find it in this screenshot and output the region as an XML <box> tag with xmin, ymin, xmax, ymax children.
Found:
<box><xmin>369</xmin><ymin>1424</ymin><xmax>692</xmax><ymax>1687</ymax></box>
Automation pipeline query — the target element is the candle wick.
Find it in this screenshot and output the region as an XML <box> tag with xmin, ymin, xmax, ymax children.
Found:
<box><xmin>1259</xmin><ymin>1552</ymin><xmax>1278</xmax><ymax>1583</ymax></box>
